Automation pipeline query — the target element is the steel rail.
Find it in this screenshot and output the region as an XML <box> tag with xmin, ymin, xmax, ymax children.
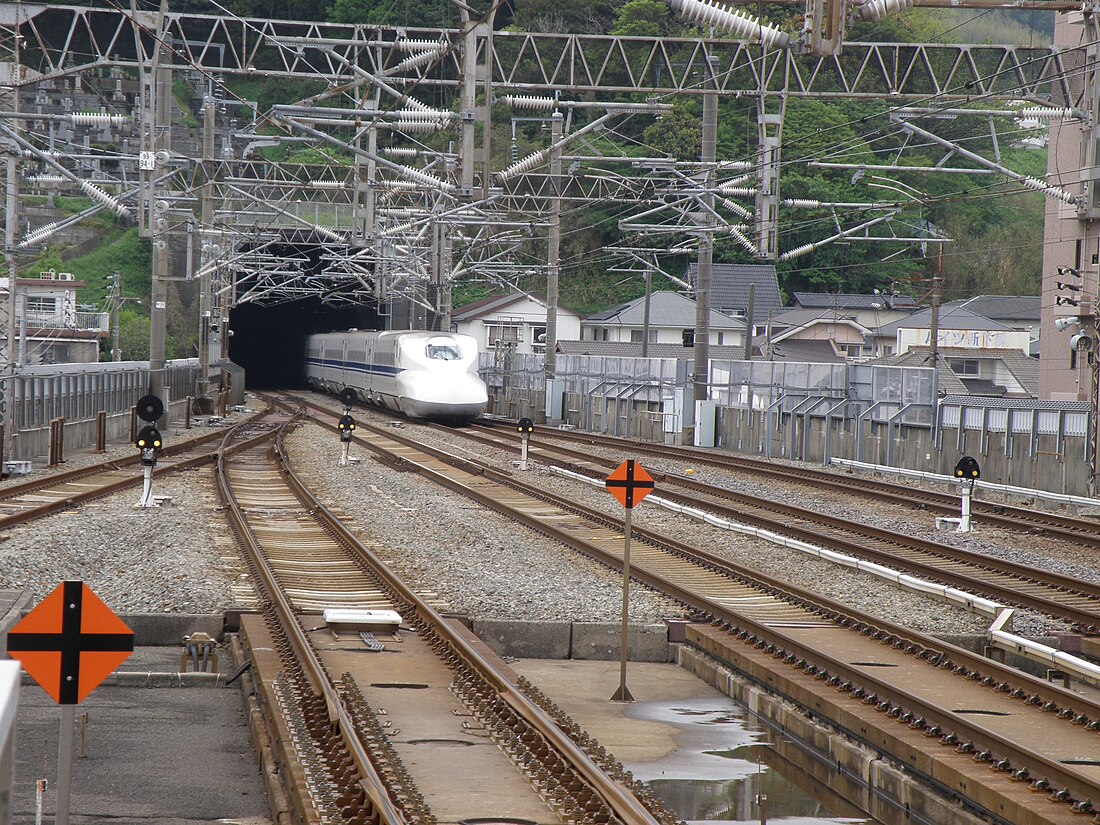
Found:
<box><xmin>261</xmin><ymin>394</ymin><xmax>665</xmax><ymax>825</ymax></box>
<box><xmin>214</xmin><ymin>415</ymin><xmax>409</xmax><ymax>825</ymax></box>
<box><xmin>461</xmin><ymin>423</ymin><xmax>1100</xmax><ymax>630</ymax></box>
<box><xmin>296</xmin><ymin>409</ymin><xmax>1100</xmax><ymax>813</ymax></box>
<box><xmin>0</xmin><ymin>415</ymin><xmax>273</xmax><ymax>531</ymax></box>
<box><xmin>494</xmin><ymin>422</ymin><xmax>1100</xmax><ymax>549</ymax></box>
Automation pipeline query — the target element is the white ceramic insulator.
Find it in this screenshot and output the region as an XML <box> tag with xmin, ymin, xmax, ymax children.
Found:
<box><xmin>309</xmin><ymin>180</ymin><xmax>343</xmax><ymax>189</ymax></box>
<box><xmin>669</xmin><ymin>0</ymin><xmax>790</xmax><ymax>48</ymax></box>
<box><xmin>396</xmin><ymin>39</ymin><xmax>443</xmax><ymax>52</ymax></box>
<box><xmin>727</xmin><ymin>224</ymin><xmax>759</xmax><ymax>255</ymax></box>
<box><xmin>393</xmin><ymin>164</ymin><xmax>455</xmax><ymax>193</ymax></box>
<box><xmin>856</xmin><ymin>0</ymin><xmax>915</xmax><ymax>21</ymax></box>
<box><xmin>381</xmin><ymin>147</ymin><xmax>419</xmax><ymax>158</ymax></box>
<box><xmin>379</xmin><ymin>208</ymin><xmax>419</xmax><ymax>217</ymax></box>
<box><xmin>78</xmin><ymin>179</ymin><xmax>129</xmax><ymax>218</ymax></box>
<box><xmin>391</xmin><ymin>108</ymin><xmax>452</xmax><ymax>122</ymax></box>
<box><xmin>17</xmin><ymin>222</ymin><xmax>62</xmax><ymax>248</ymax></box>
<box><xmin>499</xmin><ymin>150</ymin><xmax>549</xmax><ymax>181</ymax></box>
<box><xmin>717</xmin><ymin>186</ymin><xmax>755</xmax><ymax>198</ymax></box>
<box><xmin>314</xmin><ymin>225</ymin><xmax>345</xmax><ymax>242</ymax></box>
<box><xmin>382</xmin><ymin>121</ymin><xmax>443</xmax><ymax>133</ymax></box>
<box><xmin>1019</xmin><ymin>107</ymin><xmax>1076</xmax><ymax>121</ymax></box>
<box><xmin>381</xmin><ymin>221</ymin><xmax>415</xmax><ymax>237</ymax></box>
<box><xmin>391</xmin><ymin>48</ymin><xmax>447</xmax><ymax>74</ymax></box>
<box><xmin>720</xmin><ymin>197</ymin><xmax>753</xmax><ymax>220</ymax></box>
<box><xmin>27</xmin><ymin>175</ymin><xmax>65</xmax><ymax>186</ymax></box>
<box><xmin>1021</xmin><ymin>176</ymin><xmax>1077</xmax><ymax>204</ymax></box>
<box><xmin>71</xmin><ymin>113</ymin><xmax>127</xmax><ymax>127</ymax></box>
<box><xmin>502</xmin><ymin>95</ymin><xmax>557</xmax><ymax>110</ymax></box>
<box><xmin>784</xmin><ymin>198</ymin><xmax>822</xmax><ymax>208</ymax></box>
<box><xmin>379</xmin><ymin>180</ymin><xmax>420</xmax><ymax>191</ymax></box>
<box><xmin>779</xmin><ymin>242</ymin><xmax>816</xmax><ymax>261</ymax></box>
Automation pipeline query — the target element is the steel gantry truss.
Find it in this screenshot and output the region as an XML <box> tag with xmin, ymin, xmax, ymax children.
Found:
<box><xmin>0</xmin><ymin>0</ymin><xmax>1095</xmax><ymax>406</ymax></box>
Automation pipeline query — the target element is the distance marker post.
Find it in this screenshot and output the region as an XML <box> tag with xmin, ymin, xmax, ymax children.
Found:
<box><xmin>604</xmin><ymin>459</ymin><xmax>655</xmax><ymax>702</ymax></box>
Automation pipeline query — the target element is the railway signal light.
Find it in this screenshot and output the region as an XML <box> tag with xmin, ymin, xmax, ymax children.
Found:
<box><xmin>954</xmin><ymin>455</ymin><xmax>979</xmax><ymax>480</ymax></box>
<box><xmin>338</xmin><ymin>414</ymin><xmax>355</xmax><ymax>442</ymax></box>
<box><xmin>135</xmin><ymin>425</ymin><xmax>162</xmax><ymax>463</ymax></box>
<box><xmin>339</xmin><ymin>388</ymin><xmax>356</xmax><ymax>410</ymax></box>
<box><xmin>516</xmin><ymin>417</ymin><xmax>534</xmax><ymax>470</ymax></box>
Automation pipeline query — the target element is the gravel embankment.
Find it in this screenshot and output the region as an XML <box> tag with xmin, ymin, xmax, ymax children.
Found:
<box><xmin>0</xmin><ymin>416</ymin><xmax>252</xmax><ymax>613</ymax></box>
<box><xmin>297</xmin><ymin>395</ymin><xmax>1064</xmax><ymax>636</ymax></box>
<box><xmin>2</xmin><ymin>389</ymin><xmax>1092</xmax><ymax>640</ymax></box>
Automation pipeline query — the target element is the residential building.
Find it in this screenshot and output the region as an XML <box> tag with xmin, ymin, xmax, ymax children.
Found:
<box><xmin>790</xmin><ymin>291</ymin><xmax>917</xmax><ymax>330</ymax></box>
<box><xmin>942</xmin><ymin>295</ymin><xmax>1041</xmax><ymax>354</ymax></box>
<box><xmin>866</xmin><ymin>305</ymin><xmax>1030</xmax><ymax>359</ymax></box>
<box><xmin>0</xmin><ymin>270</ymin><xmax>108</xmax><ymax>366</ymax></box>
<box><xmin>872</xmin><ymin>346</ymin><xmax>1038</xmax><ymax>398</ymax></box>
<box><xmin>452</xmin><ymin>292</ymin><xmax>581</xmax><ymax>355</ymax></box>
<box><xmin>580</xmin><ymin>290</ymin><xmax>745</xmax><ymax>349</ymax></box>
<box><xmin>755</xmin><ymin>308</ymin><xmax>871</xmax><ymax>362</ymax></box>
<box><xmin>685</xmin><ymin>263</ymin><xmax>783</xmax><ymax>333</ymax></box>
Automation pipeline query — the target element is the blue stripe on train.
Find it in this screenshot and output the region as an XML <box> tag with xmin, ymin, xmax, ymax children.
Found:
<box><xmin>306</xmin><ymin>357</ymin><xmax>404</xmax><ymax>377</ymax></box>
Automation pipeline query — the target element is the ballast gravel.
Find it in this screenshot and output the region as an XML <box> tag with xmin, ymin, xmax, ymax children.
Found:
<box><xmin>0</xmin><ymin>390</ymin><xmax>1090</xmax><ymax>642</ymax></box>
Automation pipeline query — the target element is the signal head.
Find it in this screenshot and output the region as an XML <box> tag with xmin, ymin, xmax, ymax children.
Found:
<box><xmin>517</xmin><ymin>417</ymin><xmax>534</xmax><ymax>434</ymax></box>
<box><xmin>954</xmin><ymin>455</ymin><xmax>980</xmax><ymax>480</ymax></box>
<box><xmin>1054</xmin><ymin>316</ymin><xmax>1081</xmax><ymax>332</ymax></box>
<box><xmin>1070</xmin><ymin>333</ymin><xmax>1094</xmax><ymax>351</ymax></box>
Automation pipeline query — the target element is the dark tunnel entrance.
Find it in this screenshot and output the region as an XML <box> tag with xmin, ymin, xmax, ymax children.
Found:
<box><xmin>227</xmin><ymin>298</ymin><xmax>381</xmax><ymax>389</ymax></box>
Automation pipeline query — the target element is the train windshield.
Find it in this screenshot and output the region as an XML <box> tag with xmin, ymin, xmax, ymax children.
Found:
<box><xmin>426</xmin><ymin>341</ymin><xmax>463</xmax><ymax>360</ymax></box>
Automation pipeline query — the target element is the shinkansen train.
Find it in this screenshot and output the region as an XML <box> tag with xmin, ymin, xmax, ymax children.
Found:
<box><xmin>305</xmin><ymin>330</ymin><xmax>488</xmax><ymax>421</ymax></box>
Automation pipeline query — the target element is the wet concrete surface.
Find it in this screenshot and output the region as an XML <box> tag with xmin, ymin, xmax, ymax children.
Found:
<box><xmin>513</xmin><ymin>659</ymin><xmax>871</xmax><ymax>825</ymax></box>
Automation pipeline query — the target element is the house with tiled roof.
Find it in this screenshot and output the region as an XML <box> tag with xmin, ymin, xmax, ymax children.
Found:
<box><xmin>943</xmin><ymin>295</ymin><xmax>1041</xmax><ymax>352</ymax></box>
<box><xmin>581</xmin><ymin>290</ymin><xmax>745</xmax><ymax>349</ymax></box>
<box><xmin>685</xmin><ymin>263</ymin><xmax>783</xmax><ymax>333</ymax></box>
<box><xmin>758</xmin><ymin>308</ymin><xmax>872</xmax><ymax>361</ymax></box>
<box><xmin>790</xmin><ymin>291</ymin><xmax>917</xmax><ymax>331</ymax></box>
<box><xmin>452</xmin><ymin>292</ymin><xmax>581</xmax><ymax>355</ymax></box>
<box><xmin>872</xmin><ymin>347</ymin><xmax>1038</xmax><ymax>398</ymax></box>
<box><xmin>867</xmin><ymin>305</ymin><xmax>1031</xmax><ymax>359</ymax></box>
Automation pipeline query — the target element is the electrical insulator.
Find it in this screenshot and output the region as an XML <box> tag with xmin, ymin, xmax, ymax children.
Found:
<box><xmin>498</xmin><ymin>150</ymin><xmax>549</xmax><ymax>182</ymax></box>
<box><xmin>1018</xmin><ymin>107</ymin><xmax>1077</xmax><ymax>121</ymax></box>
<box><xmin>27</xmin><ymin>175</ymin><xmax>65</xmax><ymax>187</ymax></box>
<box><xmin>720</xmin><ymin>197</ymin><xmax>753</xmax><ymax>220</ymax></box>
<box><xmin>1020</xmin><ymin>176</ymin><xmax>1077</xmax><ymax>205</ymax></box>
<box><xmin>380</xmin><ymin>221</ymin><xmax>416</xmax><ymax>237</ymax></box>
<box><xmin>381</xmin><ymin>147</ymin><xmax>419</xmax><ymax>158</ymax></box>
<box><xmin>78</xmin><ymin>178</ymin><xmax>128</xmax><ymax>218</ymax></box>
<box><xmin>308</xmin><ymin>180</ymin><xmax>343</xmax><ymax>189</ymax></box>
<box><xmin>391</xmin><ymin>164</ymin><xmax>454</xmax><ymax>193</ymax></box>
<box><xmin>727</xmin><ymin>224</ymin><xmax>760</xmax><ymax>256</ymax></box>
<box><xmin>855</xmin><ymin>0</ymin><xmax>915</xmax><ymax>20</ymax></box>
<box><xmin>779</xmin><ymin>242</ymin><xmax>817</xmax><ymax>261</ymax></box>
<box><xmin>669</xmin><ymin>0</ymin><xmax>790</xmax><ymax>48</ymax></box>
<box><xmin>783</xmin><ymin>198</ymin><xmax>822</xmax><ymax>209</ymax></box>
<box><xmin>716</xmin><ymin>186</ymin><xmax>756</xmax><ymax>198</ymax></box>
<box><xmin>391</xmin><ymin>48</ymin><xmax>447</xmax><ymax>74</ymax></box>
<box><xmin>396</xmin><ymin>38</ymin><xmax>445</xmax><ymax>52</ymax></box>
<box><xmin>383</xmin><ymin>120</ymin><xmax>444</xmax><ymax>133</ymax></box>
<box><xmin>70</xmin><ymin>113</ymin><xmax>127</xmax><ymax>127</ymax></box>
<box><xmin>502</xmin><ymin>95</ymin><xmax>557</xmax><ymax>110</ymax></box>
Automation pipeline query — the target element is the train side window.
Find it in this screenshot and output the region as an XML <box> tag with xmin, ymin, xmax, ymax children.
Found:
<box><xmin>426</xmin><ymin>344</ymin><xmax>461</xmax><ymax>360</ymax></box>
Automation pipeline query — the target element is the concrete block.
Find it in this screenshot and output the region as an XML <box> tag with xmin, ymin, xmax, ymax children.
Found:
<box><xmin>472</xmin><ymin>619</ymin><xmax>571</xmax><ymax>659</ymax></box>
<box><xmin>571</xmin><ymin>623</ymin><xmax>669</xmax><ymax>662</ymax></box>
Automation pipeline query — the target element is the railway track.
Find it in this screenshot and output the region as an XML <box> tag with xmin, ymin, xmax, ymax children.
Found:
<box><xmin>438</xmin><ymin>420</ymin><xmax>1100</xmax><ymax>633</ymax></box>
<box><xmin>0</xmin><ymin>413</ymin><xmax>268</xmax><ymax>530</ymax></box>
<box><xmin>216</xmin><ymin>406</ymin><xmax>678</xmax><ymax>825</ymax></box>
<box><xmin>496</xmin><ymin>422</ymin><xmax>1100</xmax><ymax>548</ymax></box>
<box><xmin>275</xmin><ymin>394</ymin><xmax>1100</xmax><ymax>822</ymax></box>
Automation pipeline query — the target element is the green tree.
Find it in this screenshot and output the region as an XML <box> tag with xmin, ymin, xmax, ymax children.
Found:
<box><xmin>611</xmin><ymin>0</ymin><xmax>671</xmax><ymax>36</ymax></box>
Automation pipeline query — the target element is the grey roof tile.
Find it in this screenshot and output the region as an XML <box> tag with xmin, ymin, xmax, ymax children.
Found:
<box><xmin>685</xmin><ymin>263</ymin><xmax>784</xmax><ymax>319</ymax></box>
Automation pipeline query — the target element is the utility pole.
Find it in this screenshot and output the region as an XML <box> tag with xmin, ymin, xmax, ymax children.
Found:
<box><xmin>928</xmin><ymin>275</ymin><xmax>942</xmax><ymax>368</ymax></box>
<box><xmin>198</xmin><ymin>96</ymin><xmax>215</xmax><ymax>403</ymax></box>
<box><xmin>2</xmin><ymin>0</ymin><xmax>22</xmax><ymax>462</ymax></box>
<box><xmin>742</xmin><ymin>282</ymin><xmax>755</xmax><ymax>360</ymax></box>
<box><xmin>545</xmin><ymin>111</ymin><xmax>563</xmax><ymax>384</ymax></box>
<box><xmin>641</xmin><ymin>267</ymin><xmax>652</xmax><ymax>359</ymax></box>
<box><xmin>687</xmin><ymin>53</ymin><xmax>718</xmax><ymax>446</ymax></box>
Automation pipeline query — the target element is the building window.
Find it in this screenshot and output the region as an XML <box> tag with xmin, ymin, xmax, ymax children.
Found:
<box><xmin>532</xmin><ymin>326</ymin><xmax>546</xmax><ymax>349</ymax></box>
<box><xmin>845</xmin><ymin>344</ymin><xmax>861</xmax><ymax>358</ymax></box>
<box><xmin>486</xmin><ymin>323</ymin><xmax>520</xmax><ymax>348</ymax></box>
<box><xmin>949</xmin><ymin>359</ymin><xmax>980</xmax><ymax>376</ymax></box>
<box><xmin>26</xmin><ymin>296</ymin><xmax>57</xmax><ymax>313</ymax></box>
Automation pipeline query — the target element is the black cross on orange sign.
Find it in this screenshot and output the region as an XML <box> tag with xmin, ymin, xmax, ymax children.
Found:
<box><xmin>605</xmin><ymin>459</ymin><xmax>655</xmax><ymax>509</ymax></box>
<box><xmin>7</xmin><ymin>581</ymin><xmax>134</xmax><ymax>705</ymax></box>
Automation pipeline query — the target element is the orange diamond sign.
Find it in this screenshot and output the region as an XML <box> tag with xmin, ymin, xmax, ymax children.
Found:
<box><xmin>7</xmin><ymin>581</ymin><xmax>134</xmax><ymax>705</ymax></box>
<box><xmin>605</xmin><ymin>459</ymin><xmax>655</xmax><ymax>509</ymax></box>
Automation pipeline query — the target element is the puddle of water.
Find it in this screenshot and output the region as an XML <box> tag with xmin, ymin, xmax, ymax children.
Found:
<box><xmin>625</xmin><ymin>697</ymin><xmax>871</xmax><ymax>825</ymax></box>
